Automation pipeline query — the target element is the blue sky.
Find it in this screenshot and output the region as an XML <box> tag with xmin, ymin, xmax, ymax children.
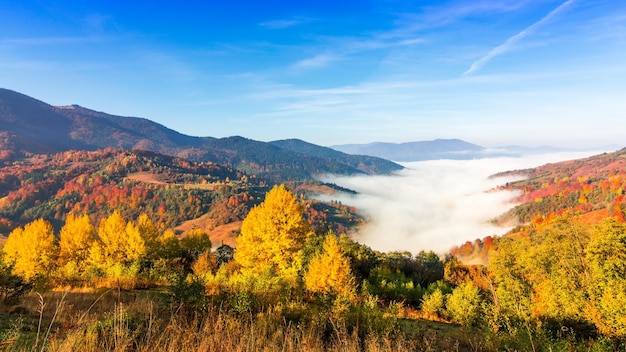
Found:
<box><xmin>1</xmin><ymin>0</ymin><xmax>625</xmax><ymax>148</ymax></box>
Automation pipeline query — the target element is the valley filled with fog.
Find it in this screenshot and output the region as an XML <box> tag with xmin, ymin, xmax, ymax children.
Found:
<box><xmin>320</xmin><ymin>151</ymin><xmax>609</xmax><ymax>254</ymax></box>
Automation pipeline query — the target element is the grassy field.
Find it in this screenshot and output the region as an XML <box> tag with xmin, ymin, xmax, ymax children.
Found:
<box><xmin>0</xmin><ymin>289</ymin><xmax>489</xmax><ymax>352</ymax></box>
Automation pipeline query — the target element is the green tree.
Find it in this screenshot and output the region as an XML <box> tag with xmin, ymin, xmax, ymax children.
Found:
<box><xmin>446</xmin><ymin>282</ymin><xmax>483</xmax><ymax>326</ymax></box>
<box><xmin>156</xmin><ymin>229</ymin><xmax>182</xmax><ymax>260</ymax></box>
<box><xmin>180</xmin><ymin>229</ymin><xmax>212</xmax><ymax>263</ymax></box>
<box><xmin>0</xmin><ymin>252</ymin><xmax>32</xmax><ymax>304</ymax></box>
<box><xmin>421</xmin><ymin>288</ymin><xmax>446</xmax><ymax>319</ymax></box>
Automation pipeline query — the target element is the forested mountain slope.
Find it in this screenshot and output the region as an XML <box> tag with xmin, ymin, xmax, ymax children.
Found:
<box><xmin>452</xmin><ymin>148</ymin><xmax>626</xmax><ymax>261</ymax></box>
<box><xmin>0</xmin><ymin>149</ymin><xmax>362</xmax><ymax>238</ymax></box>
<box><xmin>0</xmin><ymin>88</ymin><xmax>402</xmax><ymax>181</ymax></box>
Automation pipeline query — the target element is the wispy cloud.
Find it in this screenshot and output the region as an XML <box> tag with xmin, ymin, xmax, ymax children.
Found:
<box><xmin>0</xmin><ymin>36</ymin><xmax>103</xmax><ymax>46</ymax></box>
<box><xmin>463</xmin><ymin>0</ymin><xmax>577</xmax><ymax>76</ymax></box>
<box><xmin>291</xmin><ymin>53</ymin><xmax>341</xmax><ymax>70</ymax></box>
<box><xmin>290</xmin><ymin>35</ymin><xmax>423</xmax><ymax>71</ymax></box>
<box><xmin>387</xmin><ymin>0</ymin><xmax>539</xmax><ymax>39</ymax></box>
<box><xmin>259</xmin><ymin>17</ymin><xmax>315</xmax><ymax>29</ymax></box>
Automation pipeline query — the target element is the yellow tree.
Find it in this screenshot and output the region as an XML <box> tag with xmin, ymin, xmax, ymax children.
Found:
<box><xmin>2</xmin><ymin>219</ymin><xmax>57</xmax><ymax>281</ymax></box>
<box><xmin>95</xmin><ymin>211</ymin><xmax>146</xmax><ymax>266</ymax></box>
<box><xmin>136</xmin><ymin>213</ymin><xmax>160</xmax><ymax>260</ymax></box>
<box><xmin>125</xmin><ymin>221</ymin><xmax>147</xmax><ymax>262</ymax></box>
<box><xmin>59</xmin><ymin>213</ymin><xmax>97</xmax><ymax>277</ymax></box>
<box><xmin>59</xmin><ymin>214</ymin><xmax>96</xmax><ymax>263</ymax></box>
<box><xmin>304</xmin><ymin>233</ymin><xmax>356</xmax><ymax>299</ymax></box>
<box><xmin>234</xmin><ymin>184</ymin><xmax>312</xmax><ymax>286</ymax></box>
<box><xmin>585</xmin><ymin>218</ymin><xmax>626</xmax><ymax>337</ymax></box>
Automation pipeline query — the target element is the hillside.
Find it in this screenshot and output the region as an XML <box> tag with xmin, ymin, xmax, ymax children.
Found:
<box><xmin>0</xmin><ymin>88</ymin><xmax>402</xmax><ymax>181</ymax></box>
<box><xmin>269</xmin><ymin>138</ymin><xmax>402</xmax><ymax>174</ymax></box>
<box><xmin>451</xmin><ymin>148</ymin><xmax>626</xmax><ymax>262</ymax></box>
<box><xmin>495</xmin><ymin>148</ymin><xmax>626</xmax><ymax>225</ymax></box>
<box><xmin>0</xmin><ymin>149</ymin><xmax>363</xmax><ymax>239</ymax></box>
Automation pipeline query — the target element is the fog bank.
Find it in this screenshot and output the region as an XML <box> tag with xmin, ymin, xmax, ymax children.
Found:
<box><xmin>320</xmin><ymin>151</ymin><xmax>606</xmax><ymax>254</ymax></box>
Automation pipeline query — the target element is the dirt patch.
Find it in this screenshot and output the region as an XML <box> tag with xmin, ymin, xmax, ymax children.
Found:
<box><xmin>175</xmin><ymin>213</ymin><xmax>239</xmax><ymax>247</ymax></box>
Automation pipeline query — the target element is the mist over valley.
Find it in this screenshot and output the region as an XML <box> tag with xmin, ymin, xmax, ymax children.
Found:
<box><xmin>319</xmin><ymin>151</ymin><xmax>612</xmax><ymax>253</ymax></box>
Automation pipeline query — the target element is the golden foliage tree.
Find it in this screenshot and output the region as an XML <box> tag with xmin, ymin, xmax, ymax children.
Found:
<box><xmin>136</xmin><ymin>213</ymin><xmax>161</xmax><ymax>260</ymax></box>
<box><xmin>2</xmin><ymin>219</ymin><xmax>57</xmax><ymax>281</ymax></box>
<box><xmin>59</xmin><ymin>213</ymin><xmax>97</xmax><ymax>277</ymax></box>
<box><xmin>585</xmin><ymin>218</ymin><xmax>626</xmax><ymax>337</ymax></box>
<box><xmin>234</xmin><ymin>185</ymin><xmax>312</xmax><ymax>285</ymax></box>
<box><xmin>304</xmin><ymin>234</ymin><xmax>355</xmax><ymax>298</ymax></box>
<box><xmin>94</xmin><ymin>210</ymin><xmax>146</xmax><ymax>267</ymax></box>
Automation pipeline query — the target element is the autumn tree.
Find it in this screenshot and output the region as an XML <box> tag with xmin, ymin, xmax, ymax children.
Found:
<box><xmin>304</xmin><ymin>233</ymin><xmax>355</xmax><ymax>299</ymax></box>
<box><xmin>136</xmin><ymin>213</ymin><xmax>161</xmax><ymax>260</ymax></box>
<box><xmin>585</xmin><ymin>218</ymin><xmax>626</xmax><ymax>337</ymax></box>
<box><xmin>2</xmin><ymin>219</ymin><xmax>57</xmax><ymax>281</ymax></box>
<box><xmin>59</xmin><ymin>213</ymin><xmax>96</xmax><ymax>277</ymax></box>
<box><xmin>446</xmin><ymin>281</ymin><xmax>483</xmax><ymax>326</ymax></box>
<box><xmin>234</xmin><ymin>184</ymin><xmax>312</xmax><ymax>287</ymax></box>
<box><xmin>91</xmin><ymin>210</ymin><xmax>146</xmax><ymax>268</ymax></box>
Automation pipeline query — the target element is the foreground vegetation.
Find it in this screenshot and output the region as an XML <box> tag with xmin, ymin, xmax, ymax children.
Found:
<box><xmin>2</xmin><ymin>183</ymin><xmax>626</xmax><ymax>350</ymax></box>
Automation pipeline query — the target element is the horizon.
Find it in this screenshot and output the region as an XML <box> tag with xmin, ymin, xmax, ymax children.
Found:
<box><xmin>1</xmin><ymin>1</ymin><xmax>625</xmax><ymax>148</ymax></box>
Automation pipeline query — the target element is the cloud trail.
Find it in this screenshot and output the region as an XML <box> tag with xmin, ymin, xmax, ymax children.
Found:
<box><xmin>463</xmin><ymin>0</ymin><xmax>576</xmax><ymax>76</ymax></box>
<box><xmin>319</xmin><ymin>151</ymin><xmax>602</xmax><ymax>254</ymax></box>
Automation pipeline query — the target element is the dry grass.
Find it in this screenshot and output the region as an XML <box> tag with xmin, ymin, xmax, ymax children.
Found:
<box><xmin>0</xmin><ymin>290</ymin><xmax>481</xmax><ymax>352</ymax></box>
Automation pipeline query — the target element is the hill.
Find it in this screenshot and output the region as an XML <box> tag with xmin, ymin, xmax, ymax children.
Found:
<box><xmin>0</xmin><ymin>88</ymin><xmax>402</xmax><ymax>181</ymax></box>
<box><xmin>331</xmin><ymin>139</ymin><xmax>485</xmax><ymax>161</ymax></box>
<box><xmin>269</xmin><ymin>138</ymin><xmax>402</xmax><ymax>174</ymax></box>
<box><xmin>451</xmin><ymin>148</ymin><xmax>626</xmax><ymax>262</ymax></box>
<box><xmin>0</xmin><ymin>149</ymin><xmax>363</xmax><ymax>239</ymax></box>
<box><xmin>495</xmin><ymin>148</ymin><xmax>626</xmax><ymax>225</ymax></box>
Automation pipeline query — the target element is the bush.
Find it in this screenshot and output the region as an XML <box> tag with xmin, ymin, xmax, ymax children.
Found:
<box><xmin>446</xmin><ymin>282</ymin><xmax>483</xmax><ymax>326</ymax></box>
<box><xmin>421</xmin><ymin>289</ymin><xmax>446</xmax><ymax>319</ymax></box>
<box><xmin>0</xmin><ymin>258</ymin><xmax>32</xmax><ymax>305</ymax></box>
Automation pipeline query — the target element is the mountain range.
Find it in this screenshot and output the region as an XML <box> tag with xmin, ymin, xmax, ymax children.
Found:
<box><xmin>0</xmin><ymin>88</ymin><xmax>402</xmax><ymax>181</ymax></box>
<box><xmin>331</xmin><ymin>140</ymin><xmax>622</xmax><ymax>162</ymax></box>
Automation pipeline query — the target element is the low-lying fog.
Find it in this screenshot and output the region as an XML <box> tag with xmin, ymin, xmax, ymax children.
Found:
<box><xmin>319</xmin><ymin>151</ymin><xmax>607</xmax><ymax>254</ymax></box>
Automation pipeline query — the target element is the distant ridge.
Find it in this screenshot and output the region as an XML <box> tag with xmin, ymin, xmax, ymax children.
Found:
<box><xmin>0</xmin><ymin>88</ymin><xmax>403</xmax><ymax>181</ymax></box>
<box><xmin>269</xmin><ymin>139</ymin><xmax>402</xmax><ymax>174</ymax></box>
<box><xmin>331</xmin><ymin>139</ymin><xmax>621</xmax><ymax>162</ymax></box>
<box><xmin>331</xmin><ymin>139</ymin><xmax>485</xmax><ymax>162</ymax></box>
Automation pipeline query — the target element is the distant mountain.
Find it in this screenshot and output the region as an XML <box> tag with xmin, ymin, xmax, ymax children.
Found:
<box><xmin>331</xmin><ymin>139</ymin><xmax>485</xmax><ymax>162</ymax></box>
<box><xmin>0</xmin><ymin>88</ymin><xmax>402</xmax><ymax>181</ymax></box>
<box><xmin>331</xmin><ymin>139</ymin><xmax>620</xmax><ymax>162</ymax></box>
